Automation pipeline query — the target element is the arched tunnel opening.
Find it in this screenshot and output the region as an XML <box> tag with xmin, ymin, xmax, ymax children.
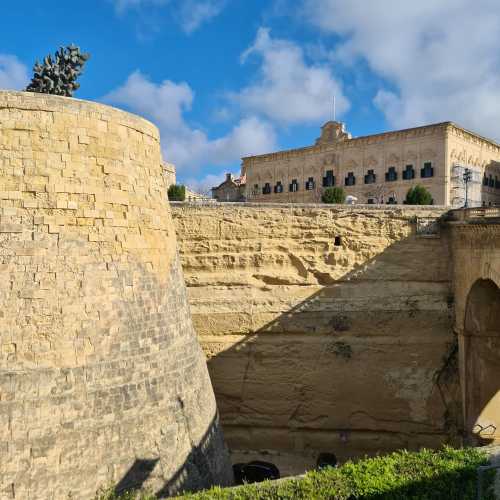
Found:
<box><xmin>464</xmin><ymin>278</ymin><xmax>500</xmax><ymax>445</ymax></box>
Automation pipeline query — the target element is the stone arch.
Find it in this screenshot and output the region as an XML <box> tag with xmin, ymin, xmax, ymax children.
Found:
<box><xmin>464</xmin><ymin>278</ymin><xmax>500</xmax><ymax>444</ymax></box>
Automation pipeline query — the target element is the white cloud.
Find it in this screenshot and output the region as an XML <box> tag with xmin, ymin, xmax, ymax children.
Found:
<box><xmin>233</xmin><ymin>27</ymin><xmax>349</xmax><ymax>125</ymax></box>
<box><xmin>104</xmin><ymin>71</ymin><xmax>277</xmax><ymax>175</ymax></box>
<box><xmin>112</xmin><ymin>0</ymin><xmax>169</xmax><ymax>14</ymax></box>
<box><xmin>178</xmin><ymin>0</ymin><xmax>226</xmax><ymax>34</ymax></box>
<box><xmin>112</xmin><ymin>0</ymin><xmax>168</xmax><ymax>15</ymax></box>
<box><xmin>304</xmin><ymin>0</ymin><xmax>500</xmax><ymax>140</ymax></box>
<box><xmin>111</xmin><ymin>0</ymin><xmax>225</xmax><ymax>32</ymax></box>
<box><xmin>0</xmin><ymin>55</ymin><xmax>29</xmax><ymax>91</ymax></box>
<box><xmin>184</xmin><ymin>171</ymin><xmax>227</xmax><ymax>195</ymax></box>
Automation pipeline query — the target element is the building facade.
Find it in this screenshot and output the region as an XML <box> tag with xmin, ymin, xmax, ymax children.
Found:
<box><xmin>242</xmin><ymin>121</ymin><xmax>500</xmax><ymax>207</ymax></box>
<box><xmin>211</xmin><ymin>173</ymin><xmax>246</xmax><ymax>202</ymax></box>
<box><xmin>185</xmin><ymin>187</ymin><xmax>214</xmax><ymax>202</ymax></box>
<box><xmin>162</xmin><ymin>161</ymin><xmax>176</xmax><ymax>189</ymax></box>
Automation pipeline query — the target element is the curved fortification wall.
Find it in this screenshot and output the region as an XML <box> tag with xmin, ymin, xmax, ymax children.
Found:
<box><xmin>0</xmin><ymin>92</ymin><xmax>231</xmax><ymax>499</ymax></box>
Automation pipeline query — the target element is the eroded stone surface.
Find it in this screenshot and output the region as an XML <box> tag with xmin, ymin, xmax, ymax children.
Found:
<box><xmin>172</xmin><ymin>203</ymin><xmax>461</xmax><ymax>472</ymax></box>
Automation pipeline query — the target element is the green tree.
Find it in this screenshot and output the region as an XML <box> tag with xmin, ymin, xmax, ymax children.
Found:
<box><xmin>168</xmin><ymin>184</ymin><xmax>186</xmax><ymax>201</ymax></box>
<box><xmin>405</xmin><ymin>185</ymin><xmax>433</xmax><ymax>205</ymax></box>
<box><xmin>322</xmin><ymin>186</ymin><xmax>346</xmax><ymax>204</ymax></box>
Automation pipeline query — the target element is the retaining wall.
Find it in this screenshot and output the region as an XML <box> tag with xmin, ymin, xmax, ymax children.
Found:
<box><xmin>172</xmin><ymin>203</ymin><xmax>461</xmax><ymax>473</ymax></box>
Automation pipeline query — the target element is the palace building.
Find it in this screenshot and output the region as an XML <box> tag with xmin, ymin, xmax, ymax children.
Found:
<box><xmin>241</xmin><ymin>121</ymin><xmax>500</xmax><ymax>207</ymax></box>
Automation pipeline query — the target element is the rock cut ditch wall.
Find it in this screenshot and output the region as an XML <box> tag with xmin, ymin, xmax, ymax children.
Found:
<box><xmin>0</xmin><ymin>91</ymin><xmax>231</xmax><ymax>499</ymax></box>
<box><xmin>172</xmin><ymin>203</ymin><xmax>461</xmax><ymax>474</ymax></box>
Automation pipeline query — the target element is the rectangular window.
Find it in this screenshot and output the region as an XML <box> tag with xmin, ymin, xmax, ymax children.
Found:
<box><xmin>274</xmin><ymin>181</ymin><xmax>283</xmax><ymax>193</ymax></box>
<box><xmin>403</xmin><ymin>165</ymin><xmax>415</xmax><ymax>180</ymax></box>
<box><xmin>385</xmin><ymin>167</ymin><xmax>398</xmax><ymax>182</ymax></box>
<box><xmin>289</xmin><ymin>179</ymin><xmax>299</xmax><ymax>192</ymax></box>
<box><xmin>420</xmin><ymin>162</ymin><xmax>434</xmax><ymax>178</ymax></box>
<box><xmin>305</xmin><ymin>177</ymin><xmax>315</xmax><ymax>190</ymax></box>
<box><xmin>345</xmin><ymin>172</ymin><xmax>356</xmax><ymax>186</ymax></box>
<box><xmin>262</xmin><ymin>183</ymin><xmax>271</xmax><ymax>195</ymax></box>
<box><xmin>322</xmin><ymin>170</ymin><xmax>335</xmax><ymax>187</ymax></box>
<box><xmin>364</xmin><ymin>169</ymin><xmax>376</xmax><ymax>184</ymax></box>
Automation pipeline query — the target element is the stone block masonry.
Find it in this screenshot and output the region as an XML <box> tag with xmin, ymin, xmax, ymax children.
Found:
<box><xmin>172</xmin><ymin>203</ymin><xmax>462</xmax><ymax>474</ymax></box>
<box><xmin>0</xmin><ymin>91</ymin><xmax>232</xmax><ymax>499</ymax></box>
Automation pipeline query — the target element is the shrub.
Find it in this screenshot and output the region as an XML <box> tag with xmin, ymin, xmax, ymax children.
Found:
<box><xmin>405</xmin><ymin>185</ymin><xmax>433</xmax><ymax>205</ymax></box>
<box><xmin>104</xmin><ymin>446</ymin><xmax>494</xmax><ymax>500</ymax></box>
<box><xmin>178</xmin><ymin>447</ymin><xmax>493</xmax><ymax>500</ymax></box>
<box><xmin>168</xmin><ymin>184</ymin><xmax>186</xmax><ymax>201</ymax></box>
<box><xmin>322</xmin><ymin>187</ymin><xmax>346</xmax><ymax>204</ymax></box>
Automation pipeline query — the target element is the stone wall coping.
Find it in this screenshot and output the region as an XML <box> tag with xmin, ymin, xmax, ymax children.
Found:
<box><xmin>0</xmin><ymin>90</ymin><xmax>159</xmax><ymax>139</ymax></box>
<box><xmin>170</xmin><ymin>200</ymin><xmax>449</xmax><ymax>212</ymax></box>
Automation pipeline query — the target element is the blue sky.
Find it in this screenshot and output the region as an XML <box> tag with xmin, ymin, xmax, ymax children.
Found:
<box><xmin>1</xmin><ymin>0</ymin><xmax>500</xmax><ymax>192</ymax></box>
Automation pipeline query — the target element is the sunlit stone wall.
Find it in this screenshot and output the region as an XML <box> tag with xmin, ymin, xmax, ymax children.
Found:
<box><xmin>0</xmin><ymin>91</ymin><xmax>231</xmax><ymax>499</ymax></box>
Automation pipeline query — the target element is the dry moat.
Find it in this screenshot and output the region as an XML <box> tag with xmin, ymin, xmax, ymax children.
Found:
<box><xmin>0</xmin><ymin>91</ymin><xmax>499</xmax><ymax>499</ymax></box>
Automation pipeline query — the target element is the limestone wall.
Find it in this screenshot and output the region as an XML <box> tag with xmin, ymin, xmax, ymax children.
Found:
<box><xmin>0</xmin><ymin>92</ymin><xmax>231</xmax><ymax>499</ymax></box>
<box><xmin>172</xmin><ymin>203</ymin><xmax>460</xmax><ymax>473</ymax></box>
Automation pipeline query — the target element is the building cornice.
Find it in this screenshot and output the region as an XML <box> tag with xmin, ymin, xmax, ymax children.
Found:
<box><xmin>446</xmin><ymin>123</ymin><xmax>500</xmax><ymax>153</ymax></box>
<box><xmin>242</xmin><ymin>121</ymin><xmax>500</xmax><ymax>165</ymax></box>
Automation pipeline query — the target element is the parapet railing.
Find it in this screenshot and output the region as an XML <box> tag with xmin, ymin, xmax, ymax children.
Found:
<box><xmin>448</xmin><ymin>207</ymin><xmax>500</xmax><ymax>222</ymax></box>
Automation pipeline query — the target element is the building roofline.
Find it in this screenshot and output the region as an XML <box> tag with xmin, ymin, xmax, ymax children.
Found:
<box><xmin>241</xmin><ymin>121</ymin><xmax>500</xmax><ymax>162</ymax></box>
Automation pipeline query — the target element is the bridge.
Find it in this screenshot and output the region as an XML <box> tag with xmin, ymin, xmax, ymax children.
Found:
<box><xmin>447</xmin><ymin>207</ymin><xmax>500</xmax><ymax>444</ymax></box>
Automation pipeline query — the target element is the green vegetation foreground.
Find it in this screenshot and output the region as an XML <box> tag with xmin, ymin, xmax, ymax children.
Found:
<box><xmin>98</xmin><ymin>447</ymin><xmax>495</xmax><ymax>499</ymax></box>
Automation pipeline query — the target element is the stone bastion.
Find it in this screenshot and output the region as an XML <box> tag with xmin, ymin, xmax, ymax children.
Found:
<box><xmin>0</xmin><ymin>91</ymin><xmax>232</xmax><ymax>499</ymax></box>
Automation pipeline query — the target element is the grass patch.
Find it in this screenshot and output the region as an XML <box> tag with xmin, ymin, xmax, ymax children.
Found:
<box><xmin>97</xmin><ymin>446</ymin><xmax>495</xmax><ymax>500</ymax></box>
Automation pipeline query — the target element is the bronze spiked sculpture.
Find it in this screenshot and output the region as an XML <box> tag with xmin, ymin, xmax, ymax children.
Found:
<box><xmin>26</xmin><ymin>44</ymin><xmax>90</xmax><ymax>97</ymax></box>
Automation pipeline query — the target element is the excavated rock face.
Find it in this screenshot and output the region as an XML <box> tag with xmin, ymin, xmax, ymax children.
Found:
<box><xmin>172</xmin><ymin>204</ymin><xmax>461</xmax><ymax>473</ymax></box>
<box><xmin>0</xmin><ymin>91</ymin><xmax>232</xmax><ymax>499</ymax></box>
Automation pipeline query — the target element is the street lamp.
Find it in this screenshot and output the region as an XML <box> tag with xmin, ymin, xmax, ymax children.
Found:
<box><xmin>463</xmin><ymin>168</ymin><xmax>472</xmax><ymax>208</ymax></box>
